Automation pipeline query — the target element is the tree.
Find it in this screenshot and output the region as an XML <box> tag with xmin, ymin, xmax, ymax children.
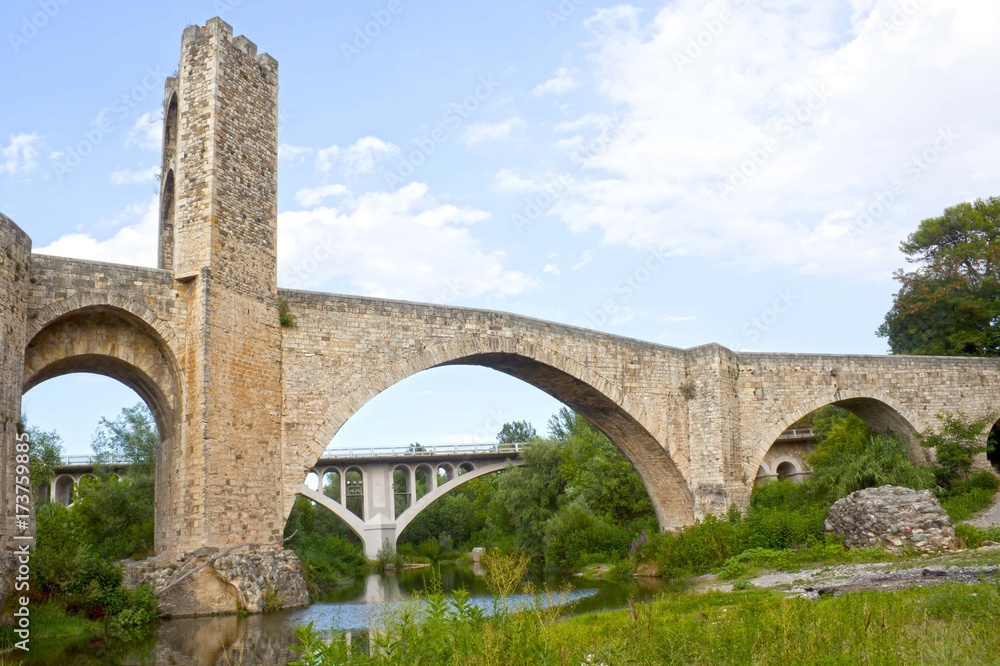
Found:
<box><xmin>91</xmin><ymin>403</ymin><xmax>159</xmax><ymax>479</ymax></box>
<box><xmin>920</xmin><ymin>413</ymin><xmax>993</xmax><ymax>486</ymax></box>
<box><xmin>496</xmin><ymin>420</ymin><xmax>536</xmax><ymax>444</ymax></box>
<box><xmin>72</xmin><ymin>402</ymin><xmax>160</xmax><ymax>559</ymax></box>
<box><xmin>878</xmin><ymin>196</ymin><xmax>1000</xmax><ymax>356</ymax></box>
<box><xmin>20</xmin><ymin>418</ymin><xmax>64</xmax><ymax>491</ymax></box>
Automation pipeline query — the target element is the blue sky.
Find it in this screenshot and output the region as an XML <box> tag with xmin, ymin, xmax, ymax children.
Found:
<box><xmin>4</xmin><ymin>0</ymin><xmax>999</xmax><ymax>457</ymax></box>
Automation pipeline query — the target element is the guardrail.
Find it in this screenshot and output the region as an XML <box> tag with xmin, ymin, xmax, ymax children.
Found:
<box><xmin>317</xmin><ymin>442</ymin><xmax>524</xmax><ymax>460</ymax></box>
<box><xmin>776</xmin><ymin>428</ymin><xmax>815</xmax><ymax>440</ymax></box>
<box><xmin>57</xmin><ymin>455</ymin><xmax>129</xmax><ymax>467</ymax></box>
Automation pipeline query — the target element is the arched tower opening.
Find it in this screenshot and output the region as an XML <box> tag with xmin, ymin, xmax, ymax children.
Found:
<box><xmin>158</xmin><ymin>91</ymin><xmax>178</xmax><ymax>270</ymax></box>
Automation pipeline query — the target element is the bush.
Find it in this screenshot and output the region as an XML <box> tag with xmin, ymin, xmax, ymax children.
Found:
<box><xmin>544</xmin><ymin>500</ymin><xmax>635</xmax><ymax>568</ymax></box>
<box><xmin>291</xmin><ymin>533</ymin><xmax>367</xmax><ymax>594</ymax></box>
<box><xmin>954</xmin><ymin>523</ymin><xmax>1000</xmax><ymax>549</ymax></box>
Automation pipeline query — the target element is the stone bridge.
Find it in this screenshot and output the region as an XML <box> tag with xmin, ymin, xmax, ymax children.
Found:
<box><xmin>3</xmin><ymin>18</ymin><xmax>1000</xmax><ymax>571</ymax></box>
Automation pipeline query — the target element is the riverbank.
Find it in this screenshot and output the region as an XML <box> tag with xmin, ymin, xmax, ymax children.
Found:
<box><xmin>289</xmin><ymin>548</ymin><xmax>1000</xmax><ymax>665</ymax></box>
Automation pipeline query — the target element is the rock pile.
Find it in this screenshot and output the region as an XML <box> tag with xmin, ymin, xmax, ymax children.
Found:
<box><xmin>825</xmin><ymin>485</ymin><xmax>956</xmax><ymax>554</ymax></box>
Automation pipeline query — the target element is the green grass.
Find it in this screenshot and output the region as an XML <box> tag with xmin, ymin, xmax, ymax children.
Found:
<box><xmin>551</xmin><ymin>582</ymin><xmax>1000</xmax><ymax>665</ymax></box>
<box><xmin>715</xmin><ymin>543</ymin><xmax>896</xmax><ymax>580</ymax></box>
<box><xmin>943</xmin><ymin>487</ymin><xmax>998</xmax><ymax>522</ymax></box>
<box><xmin>291</xmin><ymin>574</ymin><xmax>1000</xmax><ymax>665</ymax></box>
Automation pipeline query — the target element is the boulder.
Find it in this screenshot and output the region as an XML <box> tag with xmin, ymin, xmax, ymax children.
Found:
<box><xmin>825</xmin><ymin>485</ymin><xmax>956</xmax><ymax>554</ymax></box>
<box><xmin>123</xmin><ymin>547</ymin><xmax>309</xmax><ymax>617</ymax></box>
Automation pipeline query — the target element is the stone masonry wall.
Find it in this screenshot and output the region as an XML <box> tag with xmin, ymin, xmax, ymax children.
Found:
<box><xmin>0</xmin><ymin>214</ymin><xmax>31</xmax><ymax>608</ymax></box>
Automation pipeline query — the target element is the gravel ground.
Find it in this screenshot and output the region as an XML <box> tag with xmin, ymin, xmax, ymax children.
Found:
<box><xmin>695</xmin><ymin>546</ymin><xmax>1000</xmax><ymax>598</ymax></box>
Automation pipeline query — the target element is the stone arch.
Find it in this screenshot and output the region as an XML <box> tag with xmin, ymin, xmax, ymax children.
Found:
<box><xmin>297</xmin><ymin>339</ymin><xmax>695</xmax><ymax>530</ymax></box>
<box><xmin>25</xmin><ymin>302</ymin><xmax>182</xmax><ymax>554</ymax></box>
<box><xmin>24</xmin><ymin>305</ymin><xmax>181</xmax><ymax>438</ymax></box>
<box><xmin>750</xmin><ymin>392</ymin><xmax>930</xmax><ymax>482</ymax></box>
<box><xmin>27</xmin><ymin>291</ymin><xmax>180</xmax><ymax>362</ymax></box>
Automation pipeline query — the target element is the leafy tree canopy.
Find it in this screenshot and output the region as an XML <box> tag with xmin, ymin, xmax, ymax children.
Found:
<box><xmin>878</xmin><ymin>196</ymin><xmax>1000</xmax><ymax>356</ymax></box>
<box><xmin>20</xmin><ymin>416</ymin><xmax>64</xmax><ymax>488</ymax></box>
<box><xmin>496</xmin><ymin>420</ymin><xmax>537</xmax><ymax>444</ymax></box>
<box><xmin>91</xmin><ymin>402</ymin><xmax>159</xmax><ymax>480</ymax></box>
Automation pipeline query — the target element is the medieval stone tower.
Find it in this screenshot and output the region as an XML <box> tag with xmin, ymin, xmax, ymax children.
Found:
<box><xmin>154</xmin><ymin>18</ymin><xmax>285</xmax><ymax>558</ymax></box>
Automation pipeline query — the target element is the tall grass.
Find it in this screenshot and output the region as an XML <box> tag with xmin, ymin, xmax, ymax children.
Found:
<box><xmin>289</xmin><ymin>574</ymin><xmax>1000</xmax><ymax>665</ymax></box>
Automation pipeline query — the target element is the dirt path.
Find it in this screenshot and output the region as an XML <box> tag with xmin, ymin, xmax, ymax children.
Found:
<box><xmin>967</xmin><ymin>492</ymin><xmax>1000</xmax><ymax>528</ymax></box>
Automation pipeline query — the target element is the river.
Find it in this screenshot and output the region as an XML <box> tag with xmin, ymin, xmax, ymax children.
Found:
<box><xmin>33</xmin><ymin>564</ymin><xmax>664</xmax><ymax>664</ymax></box>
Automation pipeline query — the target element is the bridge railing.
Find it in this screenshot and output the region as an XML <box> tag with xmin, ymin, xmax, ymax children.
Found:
<box><xmin>57</xmin><ymin>455</ymin><xmax>129</xmax><ymax>467</ymax></box>
<box><xmin>317</xmin><ymin>442</ymin><xmax>523</xmax><ymax>460</ymax></box>
<box><xmin>776</xmin><ymin>428</ymin><xmax>815</xmax><ymax>440</ymax></box>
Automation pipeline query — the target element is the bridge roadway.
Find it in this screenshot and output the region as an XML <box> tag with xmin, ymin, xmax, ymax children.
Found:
<box><xmin>48</xmin><ymin>443</ymin><xmax>525</xmax><ymax>557</ymax></box>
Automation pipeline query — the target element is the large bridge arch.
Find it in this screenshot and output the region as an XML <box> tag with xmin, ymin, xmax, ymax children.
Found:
<box><xmin>24</xmin><ymin>304</ymin><xmax>181</xmax><ymax>437</ymax></box>
<box><xmin>23</xmin><ymin>303</ymin><xmax>183</xmax><ymax>553</ymax></box>
<box><xmin>749</xmin><ymin>390</ymin><xmax>932</xmax><ymax>482</ymax></box>
<box><xmin>288</xmin><ymin>336</ymin><xmax>695</xmax><ymax>532</ymax></box>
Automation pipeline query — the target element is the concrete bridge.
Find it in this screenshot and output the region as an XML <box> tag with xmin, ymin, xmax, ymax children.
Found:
<box><xmin>302</xmin><ymin>443</ymin><xmax>524</xmax><ymax>557</ymax></box>
<box><xmin>4</xmin><ymin>18</ymin><xmax>1000</xmax><ymax>570</ymax></box>
<box><xmin>46</xmin><ymin>444</ymin><xmax>524</xmax><ymax>558</ymax></box>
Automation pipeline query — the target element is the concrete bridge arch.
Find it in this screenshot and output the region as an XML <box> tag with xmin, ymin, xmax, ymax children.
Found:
<box><xmin>298</xmin><ymin>456</ymin><xmax>524</xmax><ymax>557</ymax></box>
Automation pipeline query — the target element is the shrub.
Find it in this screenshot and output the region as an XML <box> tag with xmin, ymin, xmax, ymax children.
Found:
<box><xmin>290</xmin><ymin>533</ymin><xmax>367</xmax><ymax>594</ymax></box>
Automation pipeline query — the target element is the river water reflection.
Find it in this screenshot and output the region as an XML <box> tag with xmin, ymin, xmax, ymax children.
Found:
<box><xmin>38</xmin><ymin>564</ymin><xmax>664</xmax><ymax>664</ymax></box>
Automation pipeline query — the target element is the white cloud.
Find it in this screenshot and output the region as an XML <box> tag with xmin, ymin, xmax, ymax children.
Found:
<box><xmin>543</xmin><ymin>263</ymin><xmax>562</xmax><ymax>276</ymax></box>
<box><xmin>461</xmin><ymin>117</ymin><xmax>526</xmax><ymax>148</ymax></box>
<box><xmin>125</xmin><ymin>113</ymin><xmax>162</xmax><ymax>151</ymax></box>
<box><xmin>279</xmin><ymin>144</ymin><xmax>314</xmax><ymax>164</ymax></box>
<box><xmin>35</xmin><ymin>197</ymin><xmax>158</xmax><ymax>267</ymax></box>
<box><xmin>317</xmin><ymin>136</ymin><xmax>400</xmax><ymax>176</ymax></box>
<box><xmin>1</xmin><ymin>132</ymin><xmax>41</xmax><ymax>175</ymax></box>
<box><xmin>279</xmin><ymin>182</ymin><xmax>537</xmax><ymax>301</ymax></box>
<box><xmin>520</xmin><ymin>1</ymin><xmax>1000</xmax><ymax>280</ymax></box>
<box><xmin>295</xmin><ymin>184</ymin><xmax>351</xmax><ymax>207</ymax></box>
<box><xmin>533</xmin><ymin>67</ymin><xmax>579</xmax><ymax>96</ymax></box>
<box><xmin>110</xmin><ymin>165</ymin><xmax>158</xmax><ymax>185</ymax></box>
